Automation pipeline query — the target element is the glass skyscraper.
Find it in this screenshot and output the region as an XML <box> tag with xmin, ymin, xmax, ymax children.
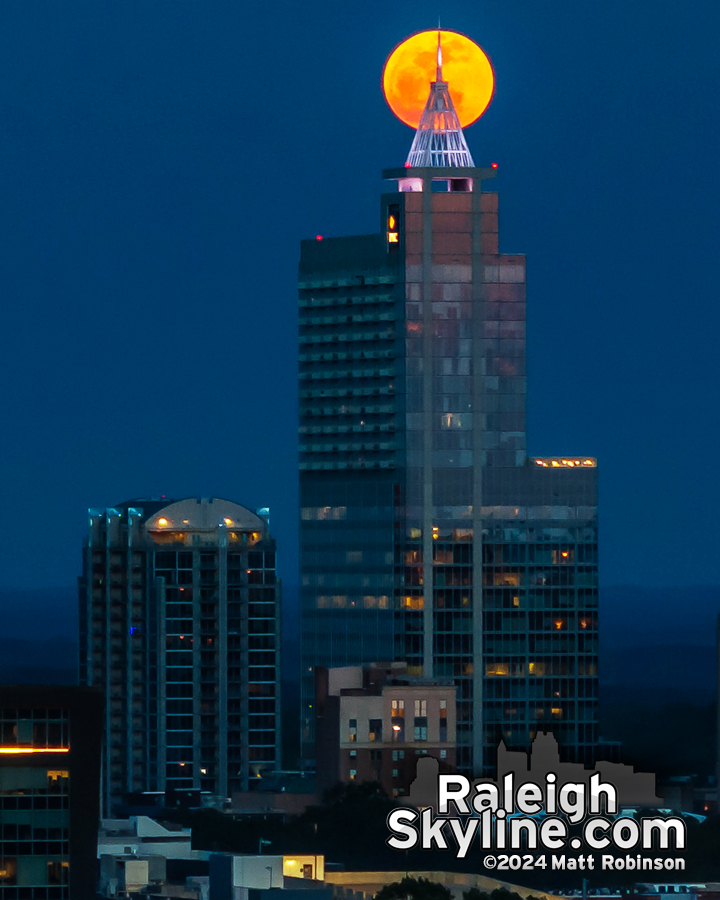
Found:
<box><xmin>299</xmin><ymin>51</ymin><xmax>598</xmax><ymax>776</ymax></box>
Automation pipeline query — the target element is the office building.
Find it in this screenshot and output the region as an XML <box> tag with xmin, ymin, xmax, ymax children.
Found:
<box><xmin>299</xmin><ymin>44</ymin><xmax>598</xmax><ymax>776</ymax></box>
<box><xmin>78</xmin><ymin>497</ymin><xmax>281</xmax><ymax>813</ymax></box>
<box><xmin>315</xmin><ymin>663</ymin><xmax>456</xmax><ymax>796</ymax></box>
<box><xmin>0</xmin><ymin>684</ymin><xmax>103</xmax><ymax>900</ymax></box>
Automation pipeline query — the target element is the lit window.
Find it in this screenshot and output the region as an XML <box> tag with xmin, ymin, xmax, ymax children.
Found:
<box><xmin>486</xmin><ymin>663</ymin><xmax>510</xmax><ymax>677</ymax></box>
<box><xmin>349</xmin><ymin>768</ymin><xmax>357</xmax><ymax>780</ymax></box>
<box><xmin>348</xmin><ymin>719</ymin><xmax>357</xmax><ymax>742</ymax></box>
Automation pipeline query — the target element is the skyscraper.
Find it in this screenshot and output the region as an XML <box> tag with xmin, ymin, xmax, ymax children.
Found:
<box><xmin>79</xmin><ymin>497</ymin><xmax>281</xmax><ymax>813</ymax></box>
<box><xmin>299</xmin><ymin>33</ymin><xmax>598</xmax><ymax>776</ymax></box>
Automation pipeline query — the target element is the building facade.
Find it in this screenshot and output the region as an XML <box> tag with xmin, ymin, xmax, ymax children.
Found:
<box><xmin>315</xmin><ymin>663</ymin><xmax>456</xmax><ymax>797</ymax></box>
<box><xmin>78</xmin><ymin>497</ymin><xmax>281</xmax><ymax>813</ymax></box>
<box><xmin>299</xmin><ymin>57</ymin><xmax>598</xmax><ymax>776</ymax></box>
<box><xmin>0</xmin><ymin>685</ymin><xmax>103</xmax><ymax>900</ymax></box>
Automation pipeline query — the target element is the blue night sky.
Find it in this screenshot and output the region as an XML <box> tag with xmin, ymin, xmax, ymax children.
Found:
<box><xmin>0</xmin><ymin>0</ymin><xmax>718</xmax><ymax>597</ymax></box>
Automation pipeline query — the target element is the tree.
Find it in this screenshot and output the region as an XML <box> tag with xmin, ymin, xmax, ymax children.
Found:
<box><xmin>376</xmin><ymin>877</ymin><xmax>453</xmax><ymax>900</ymax></box>
<box><xmin>463</xmin><ymin>889</ymin><xmax>544</xmax><ymax>900</ymax></box>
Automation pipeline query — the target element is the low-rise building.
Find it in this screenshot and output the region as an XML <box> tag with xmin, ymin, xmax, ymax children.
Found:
<box><xmin>98</xmin><ymin>816</ymin><xmax>198</xmax><ymax>859</ymax></box>
<box><xmin>315</xmin><ymin>663</ymin><xmax>456</xmax><ymax>797</ymax></box>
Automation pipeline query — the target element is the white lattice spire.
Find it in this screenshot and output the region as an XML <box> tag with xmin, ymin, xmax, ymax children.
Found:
<box><xmin>405</xmin><ymin>30</ymin><xmax>475</xmax><ymax>168</ymax></box>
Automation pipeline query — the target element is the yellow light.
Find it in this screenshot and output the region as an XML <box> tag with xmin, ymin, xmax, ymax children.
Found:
<box><xmin>388</xmin><ymin>232</ymin><xmax>399</xmax><ymax>243</ymax></box>
<box><xmin>286</xmin><ymin>860</ymin><xmax>297</xmax><ymax>866</ymax></box>
<box><xmin>0</xmin><ymin>747</ymin><xmax>69</xmax><ymax>754</ymax></box>
<box><xmin>157</xmin><ymin>517</ymin><xmax>168</xmax><ymax>527</ymax></box>
<box><xmin>388</xmin><ymin>215</ymin><xmax>396</xmax><ymax>229</ymax></box>
<box><xmin>200</xmin><ymin>767</ymin><xmax>208</xmax><ymax>775</ymax></box>
<box><xmin>554</xmin><ymin>620</ymin><xmax>563</xmax><ymax>630</ymax></box>
<box><xmin>383</xmin><ymin>30</ymin><xmax>495</xmax><ymax>129</ymax></box>
<box><xmin>392</xmin><ymin>725</ymin><xmax>401</xmax><ymax>732</ymax></box>
<box><xmin>224</xmin><ymin>518</ymin><xmax>233</xmax><ymax>526</ymax></box>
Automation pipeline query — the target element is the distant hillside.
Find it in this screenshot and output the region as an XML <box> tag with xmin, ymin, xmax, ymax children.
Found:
<box><xmin>0</xmin><ymin>636</ymin><xmax>78</xmax><ymax>685</ymax></box>
<box><xmin>1</xmin><ymin>582</ymin><xmax>717</xmax><ymax>696</ymax></box>
<box><xmin>600</xmin><ymin>584</ymin><xmax>719</xmax><ymax>648</ymax></box>
<box><xmin>1</xmin><ymin>587</ymin><xmax>77</xmax><ymax>639</ymax></box>
<box><xmin>1</xmin><ymin>583</ymin><xmax>716</xmax><ymax>776</ymax></box>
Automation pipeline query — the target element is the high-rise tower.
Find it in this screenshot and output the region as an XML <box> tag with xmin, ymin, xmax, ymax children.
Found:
<box><xmin>79</xmin><ymin>497</ymin><xmax>281</xmax><ymax>813</ymax></box>
<box><xmin>299</xmin><ymin>34</ymin><xmax>598</xmax><ymax>777</ymax></box>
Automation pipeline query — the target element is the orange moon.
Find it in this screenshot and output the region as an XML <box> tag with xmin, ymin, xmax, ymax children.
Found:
<box><xmin>382</xmin><ymin>30</ymin><xmax>494</xmax><ymax>129</ymax></box>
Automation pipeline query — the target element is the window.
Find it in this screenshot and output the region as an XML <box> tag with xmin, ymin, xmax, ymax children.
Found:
<box><xmin>348</xmin><ymin>718</ymin><xmax>357</xmax><ymax>742</ymax></box>
<box><xmin>349</xmin><ymin>768</ymin><xmax>357</xmax><ymax>780</ymax></box>
<box><xmin>392</xmin><ymin>769</ymin><xmax>399</xmax><ymax>778</ymax></box>
<box><xmin>349</xmin><ymin>750</ymin><xmax>357</xmax><ymax>759</ymax></box>
<box><xmin>391</xmin><ymin>699</ymin><xmax>405</xmax><ymax>742</ymax></box>
<box><xmin>439</xmin><ymin>699</ymin><xmax>448</xmax><ymax>742</ymax></box>
<box><xmin>414</xmin><ymin>717</ymin><xmax>428</xmax><ymax>742</ymax></box>
<box><xmin>440</xmin><ymin>749</ymin><xmax>447</xmax><ymax>759</ymax></box>
<box><xmin>369</xmin><ymin>718</ymin><xmax>382</xmax><ymax>742</ymax></box>
<box><xmin>414</xmin><ymin>699</ymin><xmax>427</xmax><ymax>717</ymax></box>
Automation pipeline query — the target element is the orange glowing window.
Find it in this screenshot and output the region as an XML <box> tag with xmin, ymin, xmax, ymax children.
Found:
<box><xmin>485</xmin><ymin>663</ymin><xmax>509</xmax><ymax>677</ymax></box>
<box><xmin>403</xmin><ymin>596</ymin><xmax>424</xmax><ymax>610</ymax></box>
<box><xmin>157</xmin><ymin>518</ymin><xmax>168</xmax><ymax>527</ymax></box>
<box><xmin>388</xmin><ymin>215</ymin><xmax>396</xmax><ymax>229</ymax></box>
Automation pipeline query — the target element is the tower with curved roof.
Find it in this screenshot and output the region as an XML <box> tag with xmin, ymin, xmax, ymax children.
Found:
<box><xmin>79</xmin><ymin>497</ymin><xmax>280</xmax><ymax>812</ymax></box>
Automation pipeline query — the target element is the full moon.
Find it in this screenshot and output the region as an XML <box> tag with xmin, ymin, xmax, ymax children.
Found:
<box><xmin>382</xmin><ymin>30</ymin><xmax>494</xmax><ymax>129</ymax></box>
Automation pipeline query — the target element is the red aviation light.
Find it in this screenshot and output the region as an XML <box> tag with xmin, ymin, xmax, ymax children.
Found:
<box><xmin>491</xmin><ymin>162</ymin><xmax>498</xmax><ymax>169</ymax></box>
<box><xmin>315</xmin><ymin>234</ymin><xmax>323</xmax><ymax>241</ymax></box>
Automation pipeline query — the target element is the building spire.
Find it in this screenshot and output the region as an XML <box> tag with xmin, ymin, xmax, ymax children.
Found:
<box><xmin>436</xmin><ymin>27</ymin><xmax>443</xmax><ymax>82</ymax></box>
<box><xmin>405</xmin><ymin>30</ymin><xmax>475</xmax><ymax>168</ymax></box>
